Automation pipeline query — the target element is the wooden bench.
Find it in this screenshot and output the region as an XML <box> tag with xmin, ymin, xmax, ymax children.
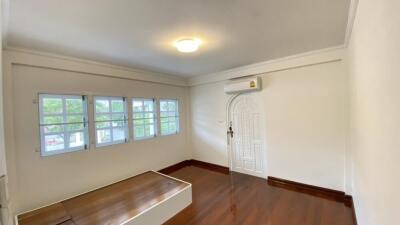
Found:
<box><xmin>16</xmin><ymin>171</ymin><xmax>192</xmax><ymax>225</ymax></box>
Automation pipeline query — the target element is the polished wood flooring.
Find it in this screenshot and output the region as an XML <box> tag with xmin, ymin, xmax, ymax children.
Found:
<box><xmin>164</xmin><ymin>166</ymin><xmax>355</xmax><ymax>225</ymax></box>
<box><xmin>18</xmin><ymin>171</ymin><xmax>189</xmax><ymax>225</ymax></box>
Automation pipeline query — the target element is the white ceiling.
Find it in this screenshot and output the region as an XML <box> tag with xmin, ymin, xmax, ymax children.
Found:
<box><xmin>5</xmin><ymin>0</ymin><xmax>350</xmax><ymax>77</ymax></box>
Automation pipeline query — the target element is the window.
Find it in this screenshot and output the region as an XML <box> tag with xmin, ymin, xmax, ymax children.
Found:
<box><xmin>94</xmin><ymin>96</ymin><xmax>128</xmax><ymax>147</ymax></box>
<box><xmin>132</xmin><ymin>99</ymin><xmax>157</xmax><ymax>140</ymax></box>
<box><xmin>159</xmin><ymin>99</ymin><xmax>179</xmax><ymax>135</ymax></box>
<box><xmin>39</xmin><ymin>94</ymin><xmax>89</xmax><ymax>156</ymax></box>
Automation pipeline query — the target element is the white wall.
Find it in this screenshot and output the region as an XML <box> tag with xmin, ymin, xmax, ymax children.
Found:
<box><xmin>4</xmin><ymin>62</ymin><xmax>189</xmax><ymax>214</ymax></box>
<box><xmin>190</xmin><ymin>82</ymin><xmax>230</xmax><ymax>166</ymax></box>
<box><xmin>348</xmin><ymin>0</ymin><xmax>400</xmax><ymax>224</ymax></box>
<box><xmin>190</xmin><ymin>60</ymin><xmax>348</xmax><ymax>191</ymax></box>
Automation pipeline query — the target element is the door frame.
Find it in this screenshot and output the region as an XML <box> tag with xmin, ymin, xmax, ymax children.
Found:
<box><xmin>226</xmin><ymin>93</ymin><xmax>267</xmax><ymax>178</ymax></box>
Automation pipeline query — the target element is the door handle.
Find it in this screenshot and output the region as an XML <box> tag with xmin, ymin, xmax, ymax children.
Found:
<box><xmin>227</xmin><ymin>122</ymin><xmax>234</xmax><ymax>145</ymax></box>
<box><xmin>227</xmin><ymin>126</ymin><xmax>234</xmax><ymax>138</ymax></box>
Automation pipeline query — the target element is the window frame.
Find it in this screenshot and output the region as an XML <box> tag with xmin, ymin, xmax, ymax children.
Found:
<box><xmin>132</xmin><ymin>98</ymin><xmax>157</xmax><ymax>140</ymax></box>
<box><xmin>38</xmin><ymin>94</ymin><xmax>89</xmax><ymax>156</ymax></box>
<box><xmin>94</xmin><ymin>96</ymin><xmax>129</xmax><ymax>148</ymax></box>
<box><xmin>159</xmin><ymin>99</ymin><xmax>180</xmax><ymax>136</ymax></box>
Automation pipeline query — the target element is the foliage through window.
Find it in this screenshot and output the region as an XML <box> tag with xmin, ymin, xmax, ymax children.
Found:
<box><xmin>159</xmin><ymin>99</ymin><xmax>179</xmax><ymax>135</ymax></box>
<box><xmin>39</xmin><ymin>94</ymin><xmax>89</xmax><ymax>156</ymax></box>
<box><xmin>38</xmin><ymin>94</ymin><xmax>180</xmax><ymax>155</ymax></box>
<box><xmin>132</xmin><ymin>99</ymin><xmax>156</xmax><ymax>140</ymax></box>
<box><xmin>94</xmin><ymin>96</ymin><xmax>128</xmax><ymax>147</ymax></box>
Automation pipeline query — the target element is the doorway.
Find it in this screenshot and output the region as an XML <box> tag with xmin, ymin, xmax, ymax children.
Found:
<box><xmin>227</xmin><ymin>93</ymin><xmax>266</xmax><ymax>178</ymax></box>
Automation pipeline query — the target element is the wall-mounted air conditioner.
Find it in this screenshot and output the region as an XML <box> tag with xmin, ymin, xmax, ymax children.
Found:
<box><xmin>224</xmin><ymin>77</ymin><xmax>262</xmax><ymax>94</ymax></box>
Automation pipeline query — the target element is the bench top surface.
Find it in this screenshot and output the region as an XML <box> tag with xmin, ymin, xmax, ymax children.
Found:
<box><xmin>18</xmin><ymin>171</ymin><xmax>190</xmax><ymax>225</ymax></box>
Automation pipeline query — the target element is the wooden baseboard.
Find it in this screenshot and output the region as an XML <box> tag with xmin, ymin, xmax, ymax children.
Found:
<box><xmin>267</xmin><ymin>176</ymin><xmax>352</xmax><ymax>203</ymax></box>
<box><xmin>159</xmin><ymin>159</ymin><xmax>230</xmax><ymax>175</ymax></box>
<box><xmin>268</xmin><ymin>176</ymin><xmax>358</xmax><ymax>224</ymax></box>
<box><xmin>188</xmin><ymin>160</ymin><xmax>230</xmax><ymax>174</ymax></box>
<box><xmin>344</xmin><ymin>195</ymin><xmax>358</xmax><ymax>225</ymax></box>
<box><xmin>158</xmin><ymin>160</ymin><xmax>191</xmax><ymax>174</ymax></box>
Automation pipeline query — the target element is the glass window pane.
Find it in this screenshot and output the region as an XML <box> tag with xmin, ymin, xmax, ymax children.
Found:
<box><xmin>168</xmin><ymin>112</ymin><xmax>176</xmax><ymax>117</ymax></box>
<box><xmin>145</xmin><ymin>118</ymin><xmax>154</xmax><ymax>124</ymax></box>
<box><xmin>43</xmin><ymin>116</ymin><xmax>63</xmax><ymax>125</ymax></box>
<box><xmin>112</xmin><ymin>113</ymin><xmax>124</xmax><ymax>121</ymax></box>
<box><xmin>69</xmin><ymin>132</ymin><xmax>84</xmax><ymax>148</ymax></box>
<box><xmin>160</xmin><ymin>117</ymin><xmax>168</xmax><ymax>123</ymax></box>
<box><xmin>169</xmin><ymin>122</ymin><xmax>177</xmax><ymax>133</ymax></box>
<box><xmin>43</xmin><ymin>98</ymin><xmax>63</xmax><ymax>114</ymax></box>
<box><xmin>160</xmin><ymin>123</ymin><xmax>168</xmax><ymax>134</ymax></box>
<box><xmin>112</xmin><ymin>120</ymin><xmax>125</xmax><ymax>127</ymax></box>
<box><xmin>39</xmin><ymin>94</ymin><xmax>88</xmax><ymax>155</ymax></box>
<box><xmin>168</xmin><ymin>101</ymin><xmax>176</xmax><ymax>111</ymax></box>
<box><xmin>111</xmin><ymin>100</ymin><xmax>124</xmax><ymax>112</ymax></box>
<box><xmin>135</xmin><ymin>126</ymin><xmax>145</xmax><ymax>138</ymax></box>
<box><xmin>66</xmin><ymin>99</ymin><xmax>83</xmax><ymax>114</ymax></box>
<box><xmin>133</xmin><ymin>101</ymin><xmax>143</xmax><ymax>112</ymax></box>
<box><xmin>67</xmin><ymin>115</ymin><xmax>83</xmax><ymax>123</ymax></box>
<box><xmin>66</xmin><ymin>123</ymin><xmax>84</xmax><ymax>131</ymax></box>
<box><xmin>95</xmin><ymin>96</ymin><xmax>128</xmax><ymax>146</ymax></box>
<box><xmin>144</xmin><ymin>113</ymin><xmax>153</xmax><ymax>119</ymax></box>
<box><xmin>133</xmin><ymin>98</ymin><xmax>154</xmax><ymax>139</ymax></box>
<box><xmin>160</xmin><ymin>112</ymin><xmax>168</xmax><ymax>118</ymax></box>
<box><xmin>149</xmin><ymin>125</ymin><xmax>155</xmax><ymax>136</ymax></box>
<box><xmin>143</xmin><ymin>101</ymin><xmax>154</xmax><ymax>111</ymax></box>
<box><xmin>113</xmin><ymin>128</ymin><xmax>126</xmax><ymax>141</ymax></box>
<box><xmin>96</xmin><ymin>121</ymin><xmax>111</xmax><ymax>129</ymax></box>
<box><xmin>45</xmin><ymin>134</ymin><xmax>64</xmax><ymax>152</ymax></box>
<box><xmin>134</xmin><ymin>119</ymin><xmax>144</xmax><ymax>125</ymax></box>
<box><xmin>160</xmin><ymin>101</ymin><xmax>168</xmax><ymax>111</ymax></box>
<box><xmin>169</xmin><ymin>117</ymin><xmax>176</xmax><ymax>122</ymax></box>
<box><xmin>145</xmin><ymin>125</ymin><xmax>155</xmax><ymax>137</ymax></box>
<box><xmin>43</xmin><ymin>125</ymin><xmax>64</xmax><ymax>133</ymax></box>
<box><xmin>97</xmin><ymin>129</ymin><xmax>111</xmax><ymax>144</ymax></box>
<box><xmin>96</xmin><ymin>114</ymin><xmax>110</xmax><ymax>122</ymax></box>
<box><xmin>95</xmin><ymin>100</ymin><xmax>109</xmax><ymax>113</ymax></box>
<box><xmin>134</xmin><ymin>113</ymin><xmax>144</xmax><ymax>119</ymax></box>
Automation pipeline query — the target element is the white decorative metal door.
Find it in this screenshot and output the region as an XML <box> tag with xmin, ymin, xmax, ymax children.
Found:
<box><xmin>229</xmin><ymin>94</ymin><xmax>265</xmax><ymax>178</ymax></box>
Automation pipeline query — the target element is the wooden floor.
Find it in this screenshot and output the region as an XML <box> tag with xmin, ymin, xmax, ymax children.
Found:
<box><xmin>18</xmin><ymin>171</ymin><xmax>190</xmax><ymax>225</ymax></box>
<box><xmin>164</xmin><ymin>166</ymin><xmax>355</xmax><ymax>225</ymax></box>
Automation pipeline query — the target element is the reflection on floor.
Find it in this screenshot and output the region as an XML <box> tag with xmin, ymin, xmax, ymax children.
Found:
<box><xmin>164</xmin><ymin>166</ymin><xmax>355</xmax><ymax>225</ymax></box>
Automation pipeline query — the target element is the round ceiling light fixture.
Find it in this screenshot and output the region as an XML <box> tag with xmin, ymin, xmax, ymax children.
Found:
<box><xmin>174</xmin><ymin>38</ymin><xmax>202</xmax><ymax>53</ymax></box>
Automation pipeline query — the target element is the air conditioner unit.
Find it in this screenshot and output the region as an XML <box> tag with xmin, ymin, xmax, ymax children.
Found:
<box><xmin>224</xmin><ymin>77</ymin><xmax>262</xmax><ymax>94</ymax></box>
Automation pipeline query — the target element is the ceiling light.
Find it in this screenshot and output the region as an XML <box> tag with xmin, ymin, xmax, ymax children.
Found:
<box><xmin>174</xmin><ymin>38</ymin><xmax>202</xmax><ymax>53</ymax></box>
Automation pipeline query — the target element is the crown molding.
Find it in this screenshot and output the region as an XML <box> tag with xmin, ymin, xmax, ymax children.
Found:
<box><xmin>4</xmin><ymin>47</ymin><xmax>188</xmax><ymax>86</ymax></box>
<box><xmin>188</xmin><ymin>46</ymin><xmax>346</xmax><ymax>86</ymax></box>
